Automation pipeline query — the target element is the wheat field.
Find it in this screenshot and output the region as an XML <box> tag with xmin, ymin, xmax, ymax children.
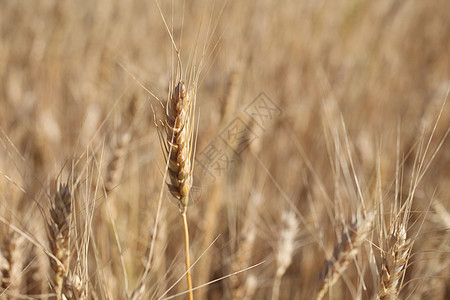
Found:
<box><xmin>0</xmin><ymin>0</ymin><xmax>449</xmax><ymax>299</ymax></box>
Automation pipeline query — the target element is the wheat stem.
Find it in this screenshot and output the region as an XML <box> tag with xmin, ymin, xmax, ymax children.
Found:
<box><xmin>271</xmin><ymin>274</ymin><xmax>282</xmax><ymax>300</ymax></box>
<box><xmin>181</xmin><ymin>210</ymin><xmax>194</xmax><ymax>300</ymax></box>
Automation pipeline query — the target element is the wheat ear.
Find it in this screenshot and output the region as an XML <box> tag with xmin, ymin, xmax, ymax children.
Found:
<box><xmin>317</xmin><ymin>213</ymin><xmax>373</xmax><ymax>300</ymax></box>
<box><xmin>377</xmin><ymin>220</ymin><xmax>411</xmax><ymax>300</ymax></box>
<box><xmin>1</xmin><ymin>232</ymin><xmax>25</xmax><ymax>297</ymax></box>
<box><xmin>162</xmin><ymin>81</ymin><xmax>195</xmax><ymax>300</ymax></box>
<box><xmin>105</xmin><ymin>131</ymin><xmax>131</xmax><ymax>195</ymax></box>
<box><xmin>47</xmin><ymin>183</ymin><xmax>73</xmax><ymax>300</ymax></box>
<box><xmin>231</xmin><ymin>192</ymin><xmax>261</xmax><ymax>299</ymax></box>
<box><xmin>163</xmin><ymin>81</ymin><xmax>194</xmax><ymax>209</ymax></box>
<box><xmin>272</xmin><ymin>210</ymin><xmax>299</xmax><ymax>300</ymax></box>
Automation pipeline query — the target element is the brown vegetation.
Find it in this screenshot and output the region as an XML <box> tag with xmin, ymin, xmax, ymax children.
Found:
<box><xmin>0</xmin><ymin>0</ymin><xmax>449</xmax><ymax>299</ymax></box>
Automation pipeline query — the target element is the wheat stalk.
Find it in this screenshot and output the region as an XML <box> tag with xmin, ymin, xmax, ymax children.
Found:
<box><xmin>160</xmin><ymin>80</ymin><xmax>196</xmax><ymax>300</ymax></box>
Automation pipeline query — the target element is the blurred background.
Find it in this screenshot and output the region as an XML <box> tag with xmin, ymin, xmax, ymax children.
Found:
<box><xmin>0</xmin><ymin>0</ymin><xmax>449</xmax><ymax>299</ymax></box>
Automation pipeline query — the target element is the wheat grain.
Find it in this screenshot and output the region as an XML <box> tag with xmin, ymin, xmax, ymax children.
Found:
<box><xmin>47</xmin><ymin>183</ymin><xmax>81</xmax><ymax>300</ymax></box>
<box><xmin>377</xmin><ymin>219</ymin><xmax>411</xmax><ymax>300</ymax></box>
<box><xmin>160</xmin><ymin>80</ymin><xmax>196</xmax><ymax>300</ymax></box>
<box><xmin>1</xmin><ymin>232</ymin><xmax>25</xmax><ymax>298</ymax></box>
<box><xmin>163</xmin><ymin>81</ymin><xmax>194</xmax><ymax>211</ymax></box>
<box><xmin>105</xmin><ymin>131</ymin><xmax>131</xmax><ymax>194</ymax></box>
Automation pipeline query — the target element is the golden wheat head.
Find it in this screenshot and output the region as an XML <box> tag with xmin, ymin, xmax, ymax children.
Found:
<box><xmin>378</xmin><ymin>221</ymin><xmax>411</xmax><ymax>300</ymax></box>
<box><xmin>48</xmin><ymin>183</ymin><xmax>73</xmax><ymax>299</ymax></box>
<box><xmin>162</xmin><ymin>81</ymin><xmax>195</xmax><ymax>210</ymax></box>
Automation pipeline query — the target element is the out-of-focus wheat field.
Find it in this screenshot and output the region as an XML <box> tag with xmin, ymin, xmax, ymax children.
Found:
<box><xmin>0</xmin><ymin>0</ymin><xmax>449</xmax><ymax>299</ymax></box>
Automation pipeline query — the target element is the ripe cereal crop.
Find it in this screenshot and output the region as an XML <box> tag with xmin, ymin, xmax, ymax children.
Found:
<box><xmin>0</xmin><ymin>0</ymin><xmax>449</xmax><ymax>299</ymax></box>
